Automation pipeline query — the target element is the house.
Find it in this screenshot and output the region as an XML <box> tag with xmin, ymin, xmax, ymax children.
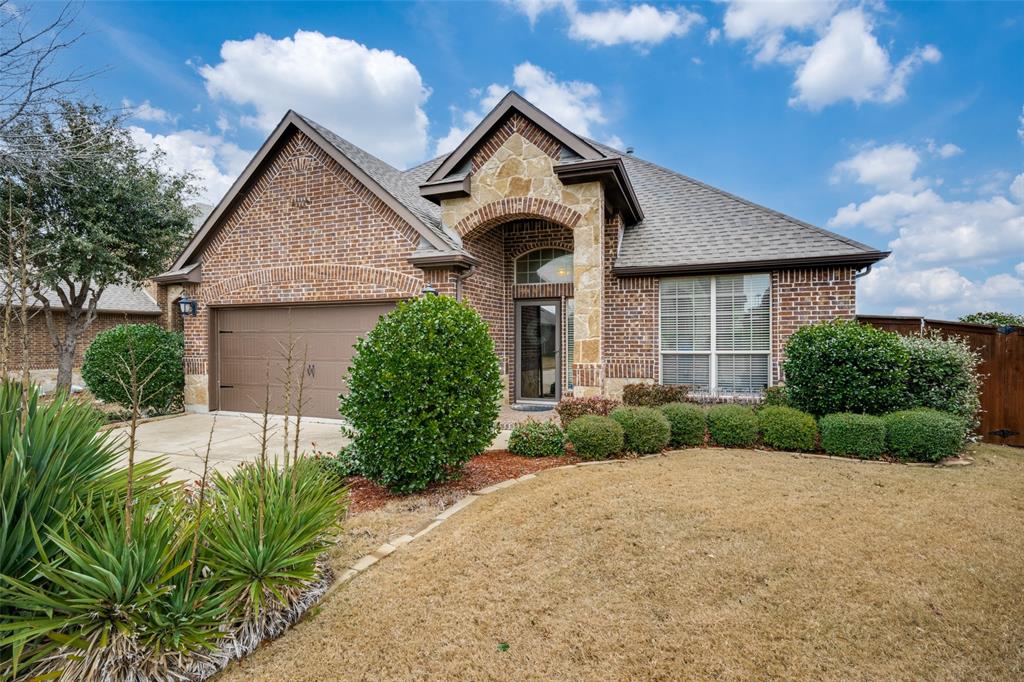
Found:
<box><xmin>156</xmin><ymin>91</ymin><xmax>888</xmax><ymax>419</ymax></box>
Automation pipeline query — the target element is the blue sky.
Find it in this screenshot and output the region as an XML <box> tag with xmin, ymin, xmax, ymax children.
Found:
<box><xmin>56</xmin><ymin>1</ymin><xmax>1024</xmax><ymax>317</ymax></box>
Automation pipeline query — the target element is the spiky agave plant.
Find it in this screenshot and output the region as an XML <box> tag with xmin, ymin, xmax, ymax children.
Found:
<box><xmin>0</xmin><ymin>499</ymin><xmax>225</xmax><ymax>681</ymax></box>
<box><xmin>203</xmin><ymin>457</ymin><xmax>345</xmax><ymax>655</ymax></box>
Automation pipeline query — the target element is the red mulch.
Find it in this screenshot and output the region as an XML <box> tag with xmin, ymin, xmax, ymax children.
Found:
<box><xmin>345</xmin><ymin>450</ymin><xmax>578</xmax><ymax>515</ymax></box>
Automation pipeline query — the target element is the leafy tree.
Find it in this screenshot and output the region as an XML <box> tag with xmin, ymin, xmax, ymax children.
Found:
<box><xmin>1</xmin><ymin>102</ymin><xmax>196</xmax><ymax>390</ymax></box>
<box><xmin>959</xmin><ymin>311</ymin><xmax>1024</xmax><ymax>327</ymax></box>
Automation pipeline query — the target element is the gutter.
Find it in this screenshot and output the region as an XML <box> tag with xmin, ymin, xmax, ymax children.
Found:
<box><xmin>613</xmin><ymin>251</ymin><xmax>891</xmax><ymax>277</ymax></box>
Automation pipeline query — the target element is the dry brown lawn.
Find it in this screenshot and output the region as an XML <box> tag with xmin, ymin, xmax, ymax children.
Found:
<box><xmin>221</xmin><ymin>444</ymin><xmax>1024</xmax><ymax>681</ymax></box>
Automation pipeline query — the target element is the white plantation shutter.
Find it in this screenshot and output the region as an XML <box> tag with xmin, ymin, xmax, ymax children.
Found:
<box><xmin>566</xmin><ymin>298</ymin><xmax>574</xmax><ymax>390</ymax></box>
<box><xmin>661</xmin><ymin>274</ymin><xmax>771</xmax><ymax>394</ymax></box>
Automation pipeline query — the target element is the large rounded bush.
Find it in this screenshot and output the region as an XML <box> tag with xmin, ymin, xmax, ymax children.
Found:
<box><xmin>659</xmin><ymin>403</ymin><xmax>705</xmax><ymax>447</ymax></box>
<box><xmin>707</xmin><ymin>404</ymin><xmax>758</xmax><ymax>447</ymax></box>
<box><xmin>819</xmin><ymin>413</ymin><xmax>886</xmax><ymax>459</ymax></box>
<box><xmin>884</xmin><ymin>408</ymin><xmax>965</xmax><ymax>462</ymax></box>
<box><xmin>900</xmin><ymin>332</ymin><xmax>981</xmax><ymax>437</ymax></box>
<box><xmin>757</xmin><ymin>406</ymin><xmax>818</xmax><ymax>451</ymax></box>
<box><xmin>566</xmin><ymin>415</ymin><xmax>624</xmax><ymax>461</ymax></box>
<box><xmin>611</xmin><ymin>406</ymin><xmax>671</xmax><ymax>454</ymax></box>
<box><xmin>782</xmin><ymin>320</ymin><xmax>909</xmax><ymax>416</ymax></box>
<box><xmin>508</xmin><ymin>420</ymin><xmax>565</xmax><ymax>457</ymax></box>
<box><xmin>339</xmin><ymin>295</ymin><xmax>502</xmax><ymax>493</ymax></box>
<box><xmin>82</xmin><ymin>324</ymin><xmax>183</xmax><ymax>410</ymax></box>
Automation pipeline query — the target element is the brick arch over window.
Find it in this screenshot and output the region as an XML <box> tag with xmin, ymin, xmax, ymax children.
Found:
<box><xmin>200</xmin><ymin>264</ymin><xmax>422</xmax><ymax>303</ymax></box>
<box><xmin>453</xmin><ymin>197</ymin><xmax>583</xmax><ymax>240</ymax></box>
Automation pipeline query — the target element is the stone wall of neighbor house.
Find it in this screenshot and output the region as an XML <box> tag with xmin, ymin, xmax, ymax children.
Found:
<box><xmin>439</xmin><ymin>119</ymin><xmax>605</xmax><ymax>397</ymax></box>
<box><xmin>771</xmin><ymin>266</ymin><xmax>856</xmax><ymax>381</ymax></box>
<box><xmin>6</xmin><ymin>310</ymin><xmax>160</xmax><ymax>372</ymax></box>
<box><xmin>176</xmin><ymin>129</ymin><xmax>428</xmax><ymax>411</ymax></box>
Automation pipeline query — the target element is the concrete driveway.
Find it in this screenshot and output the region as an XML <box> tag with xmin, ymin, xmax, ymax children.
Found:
<box><xmin>110</xmin><ymin>413</ymin><xmax>349</xmax><ymax>482</ymax></box>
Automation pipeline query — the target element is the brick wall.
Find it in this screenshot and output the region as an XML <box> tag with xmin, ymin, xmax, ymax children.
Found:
<box><xmin>603</xmin><ymin>214</ymin><xmax>658</xmax><ymax>381</ymax></box>
<box><xmin>6</xmin><ymin>310</ymin><xmax>161</xmax><ymax>370</ymax></box>
<box><xmin>771</xmin><ymin>266</ymin><xmax>856</xmax><ymax>381</ymax></box>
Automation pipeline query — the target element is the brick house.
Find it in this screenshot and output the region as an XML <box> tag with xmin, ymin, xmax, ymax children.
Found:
<box><xmin>156</xmin><ymin>92</ymin><xmax>888</xmax><ymax>419</ymax></box>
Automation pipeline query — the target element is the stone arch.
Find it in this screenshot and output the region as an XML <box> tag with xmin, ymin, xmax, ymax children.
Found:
<box><xmin>453</xmin><ymin>197</ymin><xmax>583</xmax><ymax>240</ymax></box>
<box><xmin>200</xmin><ymin>264</ymin><xmax>422</xmax><ymax>303</ymax></box>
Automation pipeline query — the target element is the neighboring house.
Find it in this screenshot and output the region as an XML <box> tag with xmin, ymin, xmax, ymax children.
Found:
<box><xmin>156</xmin><ymin>92</ymin><xmax>888</xmax><ymax>419</ymax></box>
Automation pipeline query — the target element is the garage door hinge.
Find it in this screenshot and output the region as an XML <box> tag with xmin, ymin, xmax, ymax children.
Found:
<box><xmin>220</xmin><ymin>385</ymin><xmax>234</xmax><ymax>389</ymax></box>
<box><xmin>218</xmin><ymin>330</ymin><xmax>233</xmax><ymax>334</ymax></box>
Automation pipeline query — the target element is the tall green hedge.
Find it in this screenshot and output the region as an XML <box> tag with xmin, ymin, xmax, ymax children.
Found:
<box><xmin>82</xmin><ymin>324</ymin><xmax>184</xmax><ymax>410</ymax></box>
<box><xmin>339</xmin><ymin>295</ymin><xmax>502</xmax><ymax>493</ymax></box>
<box><xmin>900</xmin><ymin>332</ymin><xmax>981</xmax><ymax>435</ymax></box>
<box><xmin>783</xmin><ymin>320</ymin><xmax>909</xmax><ymax>417</ymax></box>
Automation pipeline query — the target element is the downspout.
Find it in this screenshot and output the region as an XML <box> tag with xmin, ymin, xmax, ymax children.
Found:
<box><xmin>853</xmin><ymin>264</ymin><xmax>873</xmax><ymax>280</ymax></box>
<box><xmin>455</xmin><ymin>265</ymin><xmax>476</xmax><ymax>302</ymax></box>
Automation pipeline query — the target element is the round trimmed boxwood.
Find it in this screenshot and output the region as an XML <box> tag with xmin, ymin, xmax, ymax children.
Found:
<box><xmin>819</xmin><ymin>413</ymin><xmax>886</xmax><ymax>459</ymax></box>
<box><xmin>659</xmin><ymin>402</ymin><xmax>705</xmax><ymax>447</ymax></box>
<box><xmin>566</xmin><ymin>415</ymin><xmax>624</xmax><ymax>461</ymax></box>
<box><xmin>508</xmin><ymin>420</ymin><xmax>565</xmax><ymax>457</ymax></box>
<box><xmin>883</xmin><ymin>408</ymin><xmax>965</xmax><ymax>462</ymax></box>
<box><xmin>707</xmin><ymin>404</ymin><xmax>758</xmax><ymax>448</ymax></box>
<box><xmin>82</xmin><ymin>324</ymin><xmax>184</xmax><ymax>410</ymax></box>
<box><xmin>610</xmin><ymin>406</ymin><xmax>671</xmax><ymax>454</ymax></box>
<box><xmin>339</xmin><ymin>295</ymin><xmax>503</xmax><ymax>493</ymax></box>
<box><xmin>782</xmin><ymin>320</ymin><xmax>909</xmax><ymax>416</ymax></box>
<box><xmin>757</xmin><ymin>406</ymin><xmax>817</xmax><ymax>452</ymax></box>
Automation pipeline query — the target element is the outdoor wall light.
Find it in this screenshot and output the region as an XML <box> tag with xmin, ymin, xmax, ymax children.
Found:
<box><xmin>177</xmin><ymin>295</ymin><xmax>199</xmax><ymax>317</ymax></box>
<box><xmin>422</xmin><ymin>284</ymin><xmax>439</xmax><ymax>297</ymax></box>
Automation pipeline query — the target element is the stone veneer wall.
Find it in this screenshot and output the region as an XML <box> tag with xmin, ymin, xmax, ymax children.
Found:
<box><xmin>439</xmin><ymin>120</ymin><xmax>605</xmax><ymax>396</ymax></box>
<box><xmin>178</xmin><ymin>129</ymin><xmax>428</xmax><ymax>411</ymax></box>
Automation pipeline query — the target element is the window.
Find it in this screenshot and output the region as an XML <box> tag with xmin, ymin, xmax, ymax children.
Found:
<box><xmin>660</xmin><ymin>274</ymin><xmax>771</xmax><ymax>393</ymax></box>
<box><xmin>566</xmin><ymin>298</ymin><xmax>574</xmax><ymax>391</ymax></box>
<box><xmin>515</xmin><ymin>248</ymin><xmax>573</xmax><ymax>284</ymax></box>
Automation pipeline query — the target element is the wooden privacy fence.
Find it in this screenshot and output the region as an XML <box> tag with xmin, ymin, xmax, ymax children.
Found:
<box><xmin>858</xmin><ymin>315</ymin><xmax>1024</xmax><ymax>447</ymax></box>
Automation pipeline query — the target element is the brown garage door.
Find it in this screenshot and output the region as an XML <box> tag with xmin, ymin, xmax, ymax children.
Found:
<box><xmin>215</xmin><ymin>303</ymin><xmax>394</xmax><ymax>419</ymax></box>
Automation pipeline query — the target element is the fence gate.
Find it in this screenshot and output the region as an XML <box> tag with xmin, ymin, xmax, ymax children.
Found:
<box><xmin>857</xmin><ymin>316</ymin><xmax>1023</xmax><ymax>447</ymax></box>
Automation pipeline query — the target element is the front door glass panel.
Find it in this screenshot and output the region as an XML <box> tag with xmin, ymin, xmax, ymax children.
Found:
<box><xmin>519</xmin><ymin>302</ymin><xmax>559</xmax><ymax>400</ymax></box>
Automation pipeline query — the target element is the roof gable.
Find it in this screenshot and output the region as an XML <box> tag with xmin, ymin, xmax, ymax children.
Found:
<box><xmin>168</xmin><ymin>111</ymin><xmax>455</xmax><ymax>273</ymax></box>
<box><xmin>424</xmin><ymin>91</ymin><xmax>605</xmax><ymax>185</ymax></box>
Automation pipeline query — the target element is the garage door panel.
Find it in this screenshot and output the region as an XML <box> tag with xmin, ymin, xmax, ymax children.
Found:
<box><xmin>216</xmin><ymin>303</ymin><xmax>393</xmax><ymax>419</ymax></box>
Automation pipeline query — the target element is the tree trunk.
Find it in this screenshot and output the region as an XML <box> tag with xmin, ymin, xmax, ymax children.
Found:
<box><xmin>55</xmin><ymin>345</ymin><xmax>75</xmax><ymax>392</ymax></box>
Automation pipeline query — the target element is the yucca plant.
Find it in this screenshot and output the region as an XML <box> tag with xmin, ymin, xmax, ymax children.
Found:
<box><xmin>0</xmin><ymin>499</ymin><xmax>224</xmax><ymax>681</ymax></box>
<box><xmin>204</xmin><ymin>457</ymin><xmax>344</xmax><ymax>652</ymax></box>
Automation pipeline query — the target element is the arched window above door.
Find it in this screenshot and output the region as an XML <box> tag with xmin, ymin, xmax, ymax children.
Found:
<box><xmin>515</xmin><ymin>248</ymin><xmax>573</xmax><ymax>284</ymax></box>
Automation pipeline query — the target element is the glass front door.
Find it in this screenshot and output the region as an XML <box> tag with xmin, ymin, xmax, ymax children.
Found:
<box><xmin>516</xmin><ymin>300</ymin><xmax>560</xmax><ymax>401</ymax></box>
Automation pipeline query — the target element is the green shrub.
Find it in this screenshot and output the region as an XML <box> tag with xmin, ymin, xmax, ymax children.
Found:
<box><xmin>959</xmin><ymin>311</ymin><xmax>1024</xmax><ymax>327</ymax></box>
<box><xmin>782</xmin><ymin>320</ymin><xmax>909</xmax><ymax>417</ymax></box>
<box><xmin>610</xmin><ymin>407</ymin><xmax>671</xmax><ymax>454</ymax></box>
<box><xmin>622</xmin><ymin>383</ymin><xmax>689</xmax><ymax>407</ymax></box>
<box><xmin>340</xmin><ymin>296</ymin><xmax>503</xmax><ymax>493</ymax></box>
<box><xmin>707</xmin><ymin>404</ymin><xmax>758</xmax><ymax>447</ymax></box>
<box><xmin>566</xmin><ymin>415</ymin><xmax>624</xmax><ymax>460</ymax></box>
<box><xmin>900</xmin><ymin>332</ymin><xmax>981</xmax><ymax>437</ymax></box>
<box><xmin>659</xmin><ymin>402</ymin><xmax>706</xmax><ymax>447</ymax></box>
<box><xmin>762</xmin><ymin>385</ymin><xmax>790</xmax><ymax>408</ymax></box>
<box><xmin>819</xmin><ymin>413</ymin><xmax>887</xmax><ymax>459</ymax></box>
<box><xmin>555</xmin><ymin>396</ymin><xmax>620</xmax><ymax>426</ymax></box>
<box><xmin>884</xmin><ymin>409</ymin><xmax>966</xmax><ymax>462</ymax></box>
<box><xmin>508</xmin><ymin>420</ymin><xmax>565</xmax><ymax>457</ymax></box>
<box><xmin>82</xmin><ymin>323</ymin><xmax>184</xmax><ymax>410</ymax></box>
<box><xmin>313</xmin><ymin>444</ymin><xmax>361</xmax><ymax>481</ymax></box>
<box><xmin>757</xmin><ymin>406</ymin><xmax>817</xmax><ymax>451</ymax></box>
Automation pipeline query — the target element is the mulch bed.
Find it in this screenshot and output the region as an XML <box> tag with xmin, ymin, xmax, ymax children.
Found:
<box><xmin>345</xmin><ymin>450</ymin><xmax>578</xmax><ymax>515</ymax></box>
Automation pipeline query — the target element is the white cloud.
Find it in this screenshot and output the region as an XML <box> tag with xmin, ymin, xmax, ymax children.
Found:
<box><xmin>1016</xmin><ymin>262</ymin><xmax>1024</xmax><ymax>278</ymax></box>
<box><xmin>723</xmin><ymin>3</ymin><xmax>940</xmax><ymax>110</ymax></box>
<box><xmin>1018</xmin><ymin>105</ymin><xmax>1024</xmax><ymax>143</ymax></box>
<box><xmin>199</xmin><ymin>30</ymin><xmax>430</xmax><ymax>168</ymax></box>
<box><xmin>832</xmin><ymin>143</ymin><xmax>925</xmax><ymax>192</ymax></box>
<box><xmin>509</xmin><ymin>0</ymin><xmax>703</xmax><ymax>48</ymax></box>
<box><xmin>790</xmin><ymin>9</ymin><xmax>940</xmax><ymax>110</ymax></box>
<box><xmin>1010</xmin><ymin>173</ymin><xmax>1024</xmax><ymax>202</ymax></box>
<box><xmin>858</xmin><ymin>262</ymin><xmax>1024</xmax><ymax>319</ymax></box>
<box><xmin>567</xmin><ymin>4</ymin><xmax>704</xmax><ymax>47</ymax></box>
<box><xmin>707</xmin><ymin>27</ymin><xmax>721</xmax><ymax>45</ymax></box>
<box><xmin>128</xmin><ymin>126</ymin><xmax>252</xmax><ymax>205</ymax></box>
<box><xmin>926</xmin><ymin>139</ymin><xmax>963</xmax><ymax>158</ymax></box>
<box><xmin>123</xmin><ymin>98</ymin><xmax>178</xmax><ymax>124</ymax></box>
<box><xmin>435</xmin><ymin>63</ymin><xmax>612</xmax><ymax>156</ymax></box>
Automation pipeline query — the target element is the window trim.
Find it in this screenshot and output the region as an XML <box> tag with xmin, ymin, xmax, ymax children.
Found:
<box><xmin>658</xmin><ymin>274</ymin><xmax>773</xmax><ymax>394</ymax></box>
<box><xmin>514</xmin><ymin>247</ymin><xmax>574</xmax><ymax>285</ymax></box>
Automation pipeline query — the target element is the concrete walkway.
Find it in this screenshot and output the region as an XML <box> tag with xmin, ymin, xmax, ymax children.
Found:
<box><xmin>110</xmin><ymin>413</ymin><xmax>349</xmax><ymax>483</ymax></box>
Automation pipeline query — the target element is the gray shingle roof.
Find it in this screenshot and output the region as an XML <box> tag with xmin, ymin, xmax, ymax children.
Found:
<box><xmin>2</xmin><ymin>283</ymin><xmax>161</xmax><ymax>315</ymax></box>
<box><xmin>583</xmin><ymin>141</ymin><xmax>884</xmax><ymax>271</ymax></box>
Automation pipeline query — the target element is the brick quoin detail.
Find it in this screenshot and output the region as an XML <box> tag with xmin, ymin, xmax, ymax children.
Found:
<box><xmin>471</xmin><ymin>113</ymin><xmax>562</xmax><ymax>171</ymax></box>
<box><xmin>201</xmin><ymin>264</ymin><xmax>422</xmax><ymax>303</ymax></box>
<box><xmin>453</xmin><ymin>198</ymin><xmax>582</xmax><ymax>239</ymax></box>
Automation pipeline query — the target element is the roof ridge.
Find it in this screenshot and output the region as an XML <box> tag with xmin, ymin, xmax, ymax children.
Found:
<box><xmin>588</xmin><ymin>139</ymin><xmax>882</xmax><ymax>255</ymax></box>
